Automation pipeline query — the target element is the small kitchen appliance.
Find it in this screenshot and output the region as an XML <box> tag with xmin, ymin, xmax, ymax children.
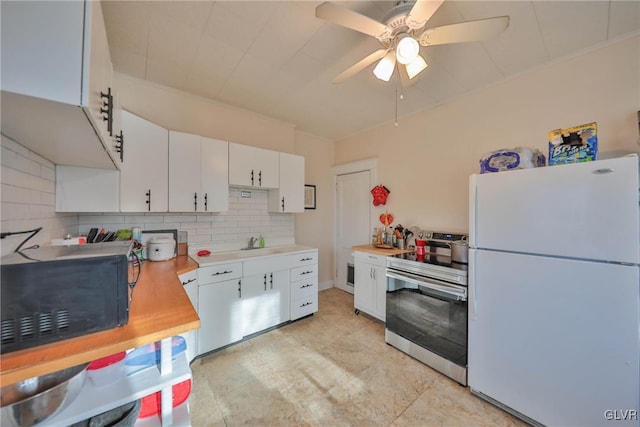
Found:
<box><xmin>385</xmin><ymin>230</ymin><xmax>469</xmax><ymax>385</ymax></box>
<box><xmin>147</xmin><ymin>237</ymin><xmax>176</xmax><ymax>261</ymax></box>
<box><xmin>0</xmin><ymin>241</ymin><xmax>137</xmax><ymax>354</ymax></box>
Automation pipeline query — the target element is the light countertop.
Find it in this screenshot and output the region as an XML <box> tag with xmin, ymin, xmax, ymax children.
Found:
<box><xmin>191</xmin><ymin>244</ymin><xmax>317</xmax><ymax>267</ymax></box>
<box><xmin>352</xmin><ymin>244</ymin><xmax>413</xmax><ymax>256</ymax></box>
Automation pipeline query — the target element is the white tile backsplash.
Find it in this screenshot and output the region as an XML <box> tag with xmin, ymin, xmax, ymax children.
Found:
<box><xmin>1</xmin><ymin>136</ymin><xmax>78</xmax><ymax>256</ymax></box>
<box><xmin>78</xmin><ymin>187</ymin><xmax>294</xmax><ymax>251</ymax></box>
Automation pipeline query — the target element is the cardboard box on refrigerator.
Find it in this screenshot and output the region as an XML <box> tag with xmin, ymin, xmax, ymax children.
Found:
<box><xmin>548</xmin><ymin>122</ymin><xmax>598</xmax><ymax>165</ymax></box>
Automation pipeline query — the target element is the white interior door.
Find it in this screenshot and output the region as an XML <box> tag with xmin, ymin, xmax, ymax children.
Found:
<box><xmin>335</xmin><ymin>170</ymin><xmax>371</xmax><ymax>293</ymax></box>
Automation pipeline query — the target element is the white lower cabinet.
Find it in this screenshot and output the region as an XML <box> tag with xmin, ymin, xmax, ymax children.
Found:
<box><xmin>242</xmin><ymin>270</ymin><xmax>289</xmax><ymax>336</ymax></box>
<box><xmin>178</xmin><ymin>270</ymin><xmax>199</xmax><ymax>362</ymax></box>
<box><xmin>354</xmin><ymin>251</ymin><xmax>387</xmax><ymax>322</ymax></box>
<box><xmin>196</xmin><ymin>248</ymin><xmax>318</xmax><ymax>355</ymax></box>
<box><xmin>290</xmin><ymin>259</ymin><xmax>318</xmax><ymax>320</ymax></box>
<box><xmin>198</xmin><ymin>278</ymin><xmax>244</xmax><ymax>354</ymax></box>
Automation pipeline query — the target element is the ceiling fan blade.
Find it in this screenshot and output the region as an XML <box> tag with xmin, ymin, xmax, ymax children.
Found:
<box><xmin>332</xmin><ymin>49</ymin><xmax>388</xmax><ymax>84</ymax></box>
<box><xmin>419</xmin><ymin>16</ymin><xmax>510</xmax><ymax>46</ymax></box>
<box><xmin>406</xmin><ymin>0</ymin><xmax>444</xmax><ymax>30</ymax></box>
<box><xmin>316</xmin><ymin>2</ymin><xmax>391</xmax><ymax>40</ymax></box>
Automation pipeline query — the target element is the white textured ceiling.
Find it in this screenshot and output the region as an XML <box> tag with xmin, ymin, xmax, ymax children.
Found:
<box><xmin>102</xmin><ymin>0</ymin><xmax>640</xmax><ymax>140</ymax></box>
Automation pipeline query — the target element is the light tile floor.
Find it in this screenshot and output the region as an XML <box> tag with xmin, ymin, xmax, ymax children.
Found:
<box><xmin>190</xmin><ymin>288</ymin><xmax>526</xmax><ymax>426</ymax></box>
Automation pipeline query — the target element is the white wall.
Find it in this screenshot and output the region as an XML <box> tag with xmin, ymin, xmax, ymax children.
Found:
<box><xmin>335</xmin><ymin>35</ymin><xmax>640</xmax><ymax>233</ymax></box>
<box><xmin>294</xmin><ymin>131</ymin><xmax>335</xmax><ymax>289</ymax></box>
<box><xmin>115</xmin><ymin>74</ymin><xmax>296</xmax><ymax>153</ymax></box>
<box><xmin>1</xmin><ymin>135</ymin><xmax>78</xmax><ymax>256</ymax></box>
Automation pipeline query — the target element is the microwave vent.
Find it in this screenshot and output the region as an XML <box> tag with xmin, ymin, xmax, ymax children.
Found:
<box><xmin>1</xmin><ymin>309</ymin><xmax>71</xmax><ymax>345</ymax></box>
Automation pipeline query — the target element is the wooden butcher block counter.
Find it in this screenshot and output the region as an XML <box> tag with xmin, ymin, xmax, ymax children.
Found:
<box><xmin>352</xmin><ymin>244</ymin><xmax>413</xmax><ymax>256</ymax></box>
<box><xmin>0</xmin><ymin>256</ymin><xmax>200</xmax><ymax>386</ymax></box>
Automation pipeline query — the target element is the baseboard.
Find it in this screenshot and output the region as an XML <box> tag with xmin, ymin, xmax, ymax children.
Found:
<box><xmin>318</xmin><ymin>280</ymin><xmax>333</xmax><ymax>291</ymax></box>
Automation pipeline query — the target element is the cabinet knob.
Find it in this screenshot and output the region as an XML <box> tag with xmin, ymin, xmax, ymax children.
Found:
<box><xmin>145</xmin><ymin>189</ymin><xmax>151</xmax><ymax>211</ymax></box>
<box><xmin>281</xmin><ymin>197</ymin><xmax>285</xmax><ymax>212</ymax></box>
<box><xmin>204</xmin><ymin>193</ymin><xmax>208</xmax><ymax>211</ymax></box>
<box><xmin>258</xmin><ymin>170</ymin><xmax>262</xmax><ymax>186</ymax></box>
<box><xmin>194</xmin><ymin>192</ymin><xmax>198</xmax><ymax>211</ymax></box>
<box><xmin>251</xmin><ymin>169</ymin><xmax>254</xmax><ymax>186</ymax></box>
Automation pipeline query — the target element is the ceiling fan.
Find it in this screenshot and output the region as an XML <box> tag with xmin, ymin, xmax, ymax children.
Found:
<box><xmin>315</xmin><ymin>0</ymin><xmax>509</xmax><ymax>84</ymax></box>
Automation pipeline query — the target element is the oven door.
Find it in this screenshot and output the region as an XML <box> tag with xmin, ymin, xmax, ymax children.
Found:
<box><xmin>386</xmin><ymin>269</ymin><xmax>468</xmax><ymax>368</ymax></box>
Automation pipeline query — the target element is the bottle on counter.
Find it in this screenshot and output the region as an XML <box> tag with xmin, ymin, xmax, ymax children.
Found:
<box><xmin>259</xmin><ymin>235</ymin><xmax>265</xmax><ymax>248</ymax></box>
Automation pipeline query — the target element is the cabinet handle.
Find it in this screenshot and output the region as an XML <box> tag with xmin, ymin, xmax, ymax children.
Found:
<box><xmin>373</xmin><ymin>269</ymin><xmax>376</xmax><ymax>280</ymax></box>
<box><xmin>270</xmin><ymin>273</ymin><xmax>273</xmax><ymax>290</ymax></box>
<box><xmin>100</xmin><ymin>87</ymin><xmax>113</xmax><ymax>136</ymax></box>
<box><xmin>300</xmin><ymin>270</ymin><xmax>313</xmax><ymax>275</ymax></box>
<box><xmin>301</xmin><ymin>284</ymin><xmax>312</xmax><ymax>288</ymax></box>
<box><xmin>182</xmin><ymin>278</ymin><xmax>196</xmax><ymax>285</ymax></box>
<box><xmin>300</xmin><ymin>302</ymin><xmax>313</xmax><ymax>307</ymax></box>
<box><xmin>194</xmin><ymin>192</ymin><xmax>198</xmax><ymax>211</ymax></box>
<box><xmin>370</xmin><ymin>268</ymin><xmax>373</xmax><ymax>279</ymax></box>
<box><xmin>204</xmin><ymin>193</ymin><xmax>208</xmax><ymax>211</ymax></box>
<box><xmin>238</xmin><ymin>280</ymin><xmax>242</xmax><ymax>298</ymax></box>
<box><xmin>251</xmin><ymin>170</ymin><xmax>254</xmax><ymax>186</ymax></box>
<box><xmin>281</xmin><ymin>197</ymin><xmax>285</xmax><ymax>212</ymax></box>
<box><xmin>212</xmin><ymin>270</ymin><xmax>232</xmax><ymax>276</ymax></box>
<box><xmin>300</xmin><ymin>257</ymin><xmax>313</xmax><ymax>261</ymax></box>
<box><xmin>145</xmin><ymin>189</ymin><xmax>151</xmax><ymax>211</ymax></box>
<box><xmin>115</xmin><ymin>130</ymin><xmax>124</xmax><ymax>162</ymax></box>
<box><xmin>258</xmin><ymin>170</ymin><xmax>262</xmax><ymax>186</ymax></box>
<box><xmin>264</xmin><ymin>274</ymin><xmax>267</xmax><ymax>291</ymax></box>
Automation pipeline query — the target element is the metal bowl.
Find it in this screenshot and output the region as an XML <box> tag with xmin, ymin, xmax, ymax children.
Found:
<box><xmin>1</xmin><ymin>363</ymin><xmax>88</xmax><ymax>426</ymax></box>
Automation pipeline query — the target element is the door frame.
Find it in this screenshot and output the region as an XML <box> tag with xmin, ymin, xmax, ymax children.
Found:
<box><xmin>332</xmin><ymin>158</ymin><xmax>377</xmax><ymax>291</ymax></box>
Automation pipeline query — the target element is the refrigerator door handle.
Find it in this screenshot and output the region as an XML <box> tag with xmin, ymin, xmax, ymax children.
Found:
<box><xmin>469</xmin><ymin>174</ymin><xmax>477</xmax><ymax>247</ymax></box>
<box><xmin>469</xmin><ymin>249</ymin><xmax>477</xmax><ymax>320</ymax></box>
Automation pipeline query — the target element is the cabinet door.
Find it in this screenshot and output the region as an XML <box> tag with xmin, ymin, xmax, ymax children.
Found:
<box><xmin>373</xmin><ymin>265</ymin><xmax>387</xmax><ymax>322</ymax></box>
<box><xmin>270</xmin><ymin>270</ymin><xmax>290</xmax><ymax>324</ymax></box>
<box><xmin>268</xmin><ymin>153</ymin><xmax>304</xmax><ymax>213</ymax></box>
<box><xmin>120</xmin><ymin>111</ymin><xmax>168</xmax><ymax>212</ymax></box>
<box><xmin>354</xmin><ymin>260</ymin><xmax>374</xmax><ymax>314</ymax></box>
<box><xmin>1</xmin><ymin>1</ymin><xmax>84</xmax><ymax>105</ymax></box>
<box><xmin>84</xmin><ymin>0</ymin><xmax>112</xmax><ymax>145</ymax></box>
<box><xmin>169</xmin><ymin>131</ymin><xmax>201</xmax><ymax>212</ymax></box>
<box><xmin>201</xmin><ymin>137</ymin><xmax>229</xmax><ymax>212</ymax></box>
<box><xmin>242</xmin><ymin>273</ymin><xmax>270</xmax><ymax>336</ymax></box>
<box><xmin>198</xmin><ymin>278</ymin><xmax>243</xmax><ymax>354</ymax></box>
<box><xmin>56</xmin><ymin>166</ymin><xmax>119</xmax><ymax>212</ymax></box>
<box><xmin>229</xmin><ymin>143</ymin><xmax>279</xmax><ymax>188</ymax></box>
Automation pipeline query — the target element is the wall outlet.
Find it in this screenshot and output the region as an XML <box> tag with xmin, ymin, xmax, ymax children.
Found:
<box><xmin>241</xmin><ymin>191</ymin><xmax>251</xmax><ymax>198</ymax></box>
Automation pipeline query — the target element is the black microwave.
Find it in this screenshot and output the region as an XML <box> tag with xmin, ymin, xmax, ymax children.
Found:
<box><xmin>1</xmin><ymin>241</ymin><xmax>137</xmax><ymax>354</ymax></box>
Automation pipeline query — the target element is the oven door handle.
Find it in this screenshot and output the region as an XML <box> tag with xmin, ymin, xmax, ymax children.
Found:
<box><xmin>386</xmin><ymin>270</ymin><xmax>467</xmax><ymax>301</ymax></box>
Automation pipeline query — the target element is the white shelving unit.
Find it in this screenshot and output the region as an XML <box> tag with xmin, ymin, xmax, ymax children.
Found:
<box><xmin>45</xmin><ymin>338</ymin><xmax>191</xmax><ymax>426</ymax></box>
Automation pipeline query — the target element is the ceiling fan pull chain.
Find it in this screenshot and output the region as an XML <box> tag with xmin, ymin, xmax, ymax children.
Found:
<box><xmin>394</xmin><ymin>87</ymin><xmax>399</xmax><ymax>128</ymax></box>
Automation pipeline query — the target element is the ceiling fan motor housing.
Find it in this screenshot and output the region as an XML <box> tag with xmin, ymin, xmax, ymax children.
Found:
<box><xmin>380</xmin><ymin>1</ymin><xmax>420</xmax><ymax>45</ymax></box>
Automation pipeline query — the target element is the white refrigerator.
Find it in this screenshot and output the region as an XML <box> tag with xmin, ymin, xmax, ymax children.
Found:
<box><xmin>468</xmin><ymin>155</ymin><xmax>640</xmax><ymax>426</ymax></box>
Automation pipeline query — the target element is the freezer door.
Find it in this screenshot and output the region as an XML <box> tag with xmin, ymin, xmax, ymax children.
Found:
<box><xmin>469</xmin><ymin>156</ymin><xmax>639</xmax><ymax>264</ymax></box>
<box><xmin>468</xmin><ymin>249</ymin><xmax>640</xmax><ymax>426</ymax></box>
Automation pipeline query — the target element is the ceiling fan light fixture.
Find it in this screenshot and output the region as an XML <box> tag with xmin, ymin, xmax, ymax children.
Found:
<box><xmin>373</xmin><ymin>51</ymin><xmax>396</xmax><ymax>82</ymax></box>
<box><xmin>405</xmin><ymin>54</ymin><xmax>428</xmax><ymax>79</ymax></box>
<box><xmin>396</xmin><ymin>35</ymin><xmax>419</xmax><ymax>65</ymax></box>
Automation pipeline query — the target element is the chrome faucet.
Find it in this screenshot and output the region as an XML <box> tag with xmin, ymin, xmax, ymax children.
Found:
<box><xmin>248</xmin><ymin>236</ymin><xmax>257</xmax><ymax>248</ymax></box>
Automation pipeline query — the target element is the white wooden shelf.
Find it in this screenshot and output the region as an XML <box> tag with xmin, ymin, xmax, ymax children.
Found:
<box><xmin>44</xmin><ymin>352</ymin><xmax>191</xmax><ymax>426</ymax></box>
<box><xmin>135</xmin><ymin>401</ymin><xmax>191</xmax><ymax>427</ymax></box>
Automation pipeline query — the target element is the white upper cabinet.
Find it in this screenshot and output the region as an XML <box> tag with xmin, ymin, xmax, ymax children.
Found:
<box><xmin>228</xmin><ymin>143</ymin><xmax>279</xmax><ymax>189</ymax></box>
<box><xmin>169</xmin><ymin>132</ymin><xmax>228</xmax><ymax>212</ymax></box>
<box><xmin>268</xmin><ymin>153</ymin><xmax>305</xmax><ymax>213</ymax></box>
<box><xmin>120</xmin><ymin>111</ymin><xmax>168</xmax><ymax>212</ymax></box>
<box><xmin>0</xmin><ymin>0</ymin><xmax>119</xmax><ymax>169</ymax></box>
<box><xmin>56</xmin><ymin>166</ymin><xmax>120</xmax><ymax>213</ymax></box>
